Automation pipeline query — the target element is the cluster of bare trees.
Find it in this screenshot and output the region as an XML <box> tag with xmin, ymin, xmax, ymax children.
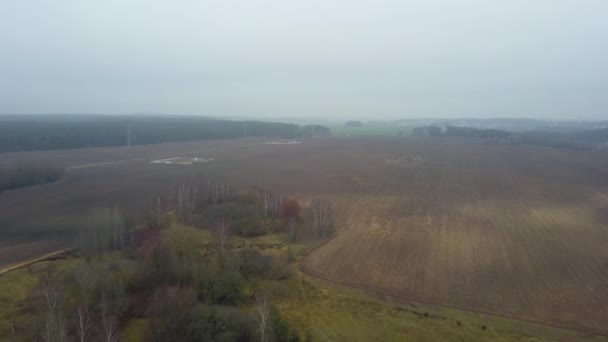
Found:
<box><xmin>309</xmin><ymin>198</ymin><xmax>334</xmax><ymax>239</ymax></box>
<box><xmin>148</xmin><ymin>177</ymin><xmax>235</xmax><ymax>227</ymax></box>
<box><xmin>251</xmin><ymin>183</ymin><xmax>285</xmax><ymax>221</ymax></box>
<box><xmin>78</xmin><ymin>207</ymin><xmax>128</xmax><ymax>256</ymax></box>
<box><xmin>31</xmin><ymin>264</ymin><xmax>123</xmax><ymax>342</ymax></box>
<box><xmin>252</xmin><ymin>183</ymin><xmax>335</xmax><ymax>242</ymax></box>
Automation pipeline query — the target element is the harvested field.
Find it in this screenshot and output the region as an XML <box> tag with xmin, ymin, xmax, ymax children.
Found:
<box><xmin>1</xmin><ymin>137</ymin><xmax>608</xmax><ymax>333</ymax></box>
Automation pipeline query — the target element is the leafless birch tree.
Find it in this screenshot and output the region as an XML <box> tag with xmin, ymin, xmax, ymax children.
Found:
<box><xmin>41</xmin><ymin>267</ymin><xmax>66</xmax><ymax>342</ymax></box>
<box><xmin>255</xmin><ymin>294</ymin><xmax>271</xmax><ymax>342</ymax></box>
<box><xmin>99</xmin><ymin>294</ymin><xmax>118</xmax><ymax>342</ymax></box>
<box><xmin>72</xmin><ymin>264</ymin><xmax>93</xmax><ymax>342</ymax></box>
<box><xmin>72</xmin><ymin>305</ymin><xmax>92</xmax><ymax>342</ymax></box>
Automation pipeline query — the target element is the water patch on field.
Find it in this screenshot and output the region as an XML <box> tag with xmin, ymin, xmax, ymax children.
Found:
<box><xmin>264</xmin><ymin>139</ymin><xmax>301</xmax><ymax>145</ymax></box>
<box><xmin>150</xmin><ymin>157</ymin><xmax>213</xmax><ymax>165</ymax></box>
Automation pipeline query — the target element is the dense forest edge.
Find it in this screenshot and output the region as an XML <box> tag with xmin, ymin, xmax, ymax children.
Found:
<box><xmin>0</xmin><ymin>115</ymin><xmax>331</xmax><ymax>153</ymax></box>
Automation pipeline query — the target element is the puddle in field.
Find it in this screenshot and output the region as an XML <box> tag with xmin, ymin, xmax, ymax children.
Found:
<box><xmin>150</xmin><ymin>157</ymin><xmax>213</xmax><ymax>165</ymax></box>
<box><xmin>264</xmin><ymin>139</ymin><xmax>301</xmax><ymax>145</ymax></box>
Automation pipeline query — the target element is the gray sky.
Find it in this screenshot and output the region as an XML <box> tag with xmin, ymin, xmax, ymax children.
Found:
<box><xmin>1</xmin><ymin>0</ymin><xmax>607</xmax><ymax>120</ymax></box>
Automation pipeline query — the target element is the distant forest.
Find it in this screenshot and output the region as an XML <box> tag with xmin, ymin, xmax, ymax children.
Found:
<box><xmin>412</xmin><ymin>124</ymin><xmax>608</xmax><ymax>150</ymax></box>
<box><xmin>0</xmin><ymin>115</ymin><xmax>330</xmax><ymax>153</ymax></box>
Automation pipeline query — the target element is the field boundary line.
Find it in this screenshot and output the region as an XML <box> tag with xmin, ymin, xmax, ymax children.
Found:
<box><xmin>0</xmin><ymin>249</ymin><xmax>74</xmax><ymax>275</ymax></box>
<box><xmin>299</xmin><ymin>234</ymin><xmax>608</xmax><ymax>338</ymax></box>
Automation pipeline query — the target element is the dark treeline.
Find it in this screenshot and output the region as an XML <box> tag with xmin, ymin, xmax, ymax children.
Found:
<box><xmin>0</xmin><ymin>115</ymin><xmax>331</xmax><ymax>153</ymax></box>
<box><xmin>0</xmin><ymin>162</ymin><xmax>65</xmax><ymax>192</ymax></box>
<box><xmin>413</xmin><ymin>125</ymin><xmax>511</xmax><ymax>140</ymax></box>
<box><xmin>412</xmin><ymin>124</ymin><xmax>608</xmax><ymax>150</ymax></box>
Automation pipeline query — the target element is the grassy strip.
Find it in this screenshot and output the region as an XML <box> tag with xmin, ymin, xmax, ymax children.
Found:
<box><xmin>275</xmin><ymin>271</ymin><xmax>606</xmax><ymax>341</ymax></box>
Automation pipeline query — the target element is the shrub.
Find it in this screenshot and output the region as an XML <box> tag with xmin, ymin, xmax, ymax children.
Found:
<box><xmin>272</xmin><ymin>307</ymin><xmax>300</xmax><ymax>342</ymax></box>
<box><xmin>237</xmin><ymin>250</ymin><xmax>273</xmax><ymax>278</ymax></box>
<box><xmin>186</xmin><ymin>305</ymin><xmax>254</xmax><ymax>342</ymax></box>
<box><xmin>232</xmin><ymin>215</ymin><xmax>267</xmax><ymax>237</ymax></box>
<box><xmin>197</xmin><ymin>271</ymin><xmax>242</xmax><ymax>305</ymax></box>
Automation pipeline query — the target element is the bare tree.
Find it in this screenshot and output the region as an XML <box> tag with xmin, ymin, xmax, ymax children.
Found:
<box><xmin>311</xmin><ymin>198</ymin><xmax>333</xmax><ymax>238</ymax></box>
<box><xmin>8</xmin><ymin>316</ymin><xmax>18</xmax><ymax>342</ymax></box>
<box><xmin>72</xmin><ymin>264</ymin><xmax>93</xmax><ymax>342</ymax></box>
<box><xmin>72</xmin><ymin>306</ymin><xmax>92</xmax><ymax>342</ymax></box>
<box><xmin>80</xmin><ymin>207</ymin><xmax>127</xmax><ymax>255</ymax></box>
<box><xmin>255</xmin><ymin>294</ymin><xmax>271</xmax><ymax>342</ymax></box>
<box><xmin>279</xmin><ymin>198</ymin><xmax>301</xmax><ymax>242</ymax></box>
<box><xmin>174</xmin><ymin>183</ymin><xmax>188</xmax><ymax>220</ymax></box>
<box><xmin>216</xmin><ymin>218</ymin><xmax>231</xmax><ymax>257</ymax></box>
<box><xmin>99</xmin><ymin>294</ymin><xmax>118</xmax><ymax>342</ymax></box>
<box><xmin>262</xmin><ymin>192</ymin><xmax>271</xmax><ymax>220</ymax></box>
<box><xmin>149</xmin><ymin>195</ymin><xmax>163</xmax><ymax>228</ymax></box>
<box><xmin>41</xmin><ymin>267</ymin><xmax>66</xmax><ymax>342</ymax></box>
<box><xmin>190</xmin><ymin>179</ymin><xmax>199</xmax><ymax>209</ymax></box>
<box><xmin>110</xmin><ymin>207</ymin><xmax>125</xmax><ymax>249</ymax></box>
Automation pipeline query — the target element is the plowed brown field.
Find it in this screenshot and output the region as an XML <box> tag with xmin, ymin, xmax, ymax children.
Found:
<box><xmin>2</xmin><ymin>137</ymin><xmax>608</xmax><ymax>333</ymax></box>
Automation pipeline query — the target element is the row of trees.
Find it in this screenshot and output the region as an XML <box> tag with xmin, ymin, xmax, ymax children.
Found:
<box><xmin>146</xmin><ymin>177</ymin><xmax>335</xmax><ymax>243</ymax></box>
<box><xmin>0</xmin><ymin>115</ymin><xmax>331</xmax><ymax>152</ymax></box>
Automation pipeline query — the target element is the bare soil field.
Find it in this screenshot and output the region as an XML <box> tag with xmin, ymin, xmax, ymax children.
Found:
<box><xmin>2</xmin><ymin>137</ymin><xmax>608</xmax><ymax>333</ymax></box>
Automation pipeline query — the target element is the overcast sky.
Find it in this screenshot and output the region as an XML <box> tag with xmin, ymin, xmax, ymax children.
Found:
<box><xmin>1</xmin><ymin>1</ymin><xmax>606</xmax><ymax>120</ymax></box>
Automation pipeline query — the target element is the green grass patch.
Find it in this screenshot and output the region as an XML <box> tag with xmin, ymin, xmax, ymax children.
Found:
<box><xmin>0</xmin><ymin>258</ymin><xmax>80</xmax><ymax>338</ymax></box>
<box><xmin>272</xmin><ymin>272</ymin><xmax>600</xmax><ymax>342</ymax></box>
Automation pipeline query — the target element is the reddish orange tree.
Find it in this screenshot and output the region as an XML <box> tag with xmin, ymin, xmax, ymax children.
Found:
<box><xmin>279</xmin><ymin>198</ymin><xmax>301</xmax><ymax>242</ymax></box>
